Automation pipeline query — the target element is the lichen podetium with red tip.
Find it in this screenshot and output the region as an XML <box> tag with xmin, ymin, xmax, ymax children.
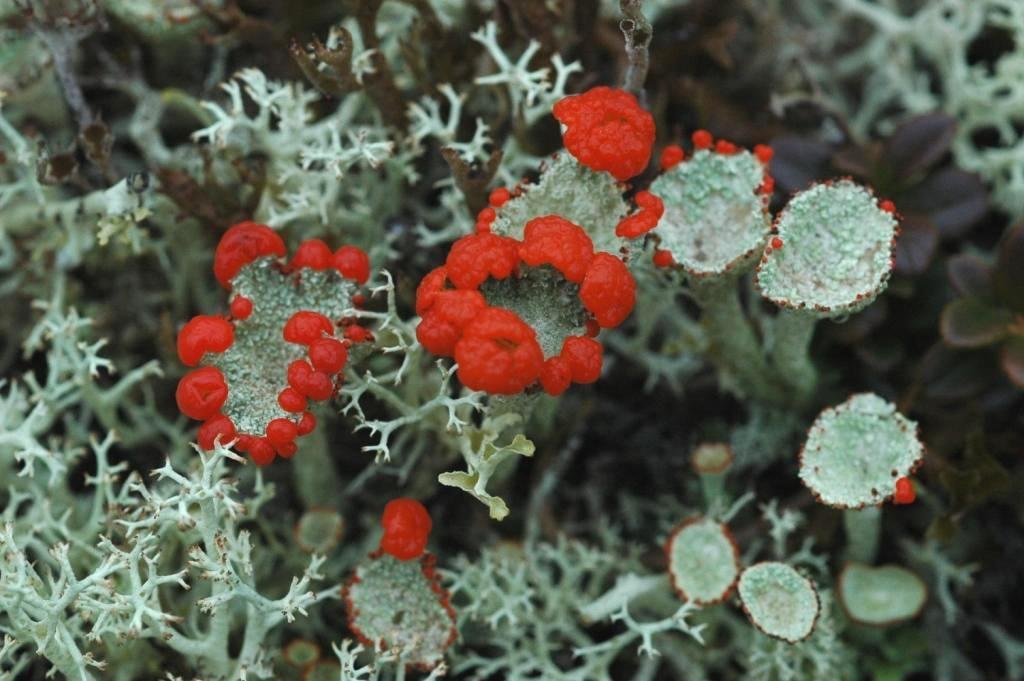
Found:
<box><xmin>175</xmin><ymin>222</ymin><xmax>370</xmax><ymax>465</ymax></box>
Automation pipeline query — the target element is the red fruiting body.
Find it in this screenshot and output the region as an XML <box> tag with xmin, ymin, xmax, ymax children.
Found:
<box><xmin>333</xmin><ymin>245</ymin><xmax>370</xmax><ymax>283</ymax></box>
<box><xmin>276</xmin><ymin>442</ymin><xmax>298</xmax><ymax>458</ymax></box>
<box><xmin>445</xmin><ymin>233</ymin><xmax>520</xmax><ymax>289</ymax></box>
<box><xmin>477</xmin><ymin>207</ymin><xmax>496</xmax><ymax>224</ymax></box>
<box><xmin>266</xmin><ymin>418</ymin><xmax>299</xmax><ymax>450</ymax></box>
<box><xmin>692</xmin><ymin>129</ymin><xmax>713</xmax><ymax>149</ymax></box>
<box><xmin>759</xmin><ymin>176</ymin><xmax>775</xmax><ymax>195</ymax></box>
<box><xmin>288</xmin><ymin>359</ymin><xmax>315</xmax><ymax>393</ymax></box>
<box><xmin>290</xmin><ymin>239</ymin><xmax>333</xmax><ymax>270</ymax></box>
<box><xmin>659</xmin><ymin>144</ymin><xmax>685</xmax><ymax>171</ymax></box>
<box><xmin>352</xmin><ymin>293</ymin><xmax>367</xmax><ymax>308</ymax></box>
<box><xmin>176</xmin><ymin>367</ymin><xmax>229</xmax><ymax>420</ymax></box>
<box><xmin>213</xmin><ymin>222</ymin><xmax>286</xmax><ymax>288</ymax></box>
<box><xmin>416</xmin><ymin>313</ymin><xmax>462</xmax><ymax>357</ymax></box>
<box><xmin>302</xmin><ymin>371</ymin><xmax>335</xmax><ymax>401</ymax></box>
<box><xmin>715</xmin><ymin>140</ymin><xmax>737</xmax><ymax>155</ymax></box>
<box><xmin>278</xmin><ymin>387</ymin><xmax>307</xmax><ymax>413</ymax></box>
<box><xmin>415</xmin><ymin>266</ymin><xmax>448</xmax><ymax>316</ymax></box>
<box><xmin>894</xmin><ymin>477</ymin><xmax>915</xmax><ymax>504</ymax></box>
<box><xmin>454</xmin><ymin>308</ymin><xmax>544</xmax><ymax>394</ymax></box>
<box><xmin>519</xmin><ymin>216</ymin><xmax>595</xmax><ymax>283</ymax></box>
<box><xmin>489</xmin><ymin>187</ymin><xmax>511</xmax><ymax>207</ymax></box>
<box><xmin>417</xmin><ymin>290</ymin><xmax>489</xmax><ymax>355</ymax></box>
<box><xmin>309</xmin><ymin>337</ymin><xmax>348</xmax><ymax>374</ymax></box>
<box><xmin>230</xmin><ymin>295</ymin><xmax>253</xmax><ymax>320</ymax></box>
<box><xmin>880</xmin><ymin>200</ymin><xmax>896</xmax><ymax>214</ymax></box>
<box><xmin>771</xmin><ymin>236</ymin><xmax>784</xmax><ymax>250</ymax></box>
<box><xmin>585</xmin><ymin>319</ymin><xmax>601</xmax><ymax>337</ymax></box>
<box><xmin>560</xmin><ymin>336</ymin><xmax>603</xmax><ymax>383</ymax></box>
<box><xmin>283</xmin><ymin>311</ymin><xmax>334</xmax><ymax>345</ymax></box>
<box><xmin>343</xmin><ymin>325</ymin><xmax>373</xmax><ymax>343</ymax></box>
<box><xmin>553</xmin><ymin>86</ymin><xmax>655</xmax><ymax>181</ymax></box>
<box><xmin>248</xmin><ymin>437</ymin><xmax>276</xmax><ymax>466</ymax></box>
<box><xmin>177</xmin><ymin>315</ymin><xmax>234</xmax><ymax>367</ymax></box>
<box><xmin>379</xmin><ymin>498</ymin><xmax>432</xmax><ymax>561</ymax></box>
<box><xmin>754</xmin><ymin>144</ymin><xmax>774</xmax><ymax>164</ymax></box>
<box><xmin>539</xmin><ymin>356</ymin><xmax>573</xmax><ymax>396</ymax></box>
<box><xmin>653</xmin><ymin>249</ymin><xmax>675</xmax><ymax>267</ymax></box>
<box><xmin>197</xmin><ymin>413</ymin><xmax>237</xmax><ymax>450</ymax></box>
<box><xmin>615</xmin><ymin>190</ymin><xmax>665</xmax><ymax>238</ymax></box>
<box><xmin>297</xmin><ymin>411</ymin><xmax>316</xmax><ymax>435</ymax></box>
<box><xmin>580</xmin><ymin>253</ymin><xmax>637</xmax><ymax>328</ymax></box>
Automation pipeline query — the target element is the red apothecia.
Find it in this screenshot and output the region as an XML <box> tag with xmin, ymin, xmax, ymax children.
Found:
<box><xmin>553</xmin><ymin>86</ymin><xmax>655</xmax><ymax>181</ymax></box>
<box><xmin>175</xmin><ymin>222</ymin><xmax>369</xmax><ymax>465</ymax></box>
<box><xmin>380</xmin><ymin>498</ymin><xmax>433</xmax><ymax>561</ymax></box>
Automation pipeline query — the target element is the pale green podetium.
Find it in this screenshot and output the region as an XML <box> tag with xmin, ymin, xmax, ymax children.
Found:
<box><xmin>649</xmin><ymin>149</ymin><xmax>774</xmax><ymax>401</ymax></box>
<box><xmin>800</xmin><ymin>393</ymin><xmax>923</xmax><ymax>564</ymax></box>
<box><xmin>838</xmin><ymin>562</ymin><xmax>927</xmax><ymax>626</ymax></box>
<box><xmin>691</xmin><ymin>442</ymin><xmax>734</xmax><ymax>511</ymax></box>
<box><xmin>649</xmin><ymin>149</ymin><xmax>769</xmax><ymax>277</ymax></box>
<box><xmin>738</xmin><ymin>562</ymin><xmax>820</xmax><ymax>643</ymax></box>
<box><xmin>799</xmin><ymin>393</ymin><xmax>923</xmax><ymax>509</ymax></box>
<box><xmin>490</xmin><ymin>154</ymin><xmax>629</xmax><ymax>254</ymax></box>
<box><xmin>344</xmin><ymin>553</ymin><xmax>454</xmax><ymax>669</ymax></box>
<box><xmin>210</xmin><ymin>257</ymin><xmax>357</xmax><ymax>435</ymax></box>
<box><xmin>757</xmin><ymin>181</ymin><xmax>898</xmax><ymax>399</ymax></box>
<box><xmin>666</xmin><ymin>517</ymin><xmax>740</xmax><ymax>604</ymax></box>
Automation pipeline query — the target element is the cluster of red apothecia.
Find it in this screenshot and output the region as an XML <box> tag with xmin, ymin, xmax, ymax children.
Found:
<box><xmin>415</xmin><ymin>215</ymin><xmax>636</xmax><ymax>395</ymax></box>
<box><xmin>175</xmin><ymin>222</ymin><xmax>371</xmax><ymax>465</ymax></box>
<box><xmin>415</xmin><ymin>86</ymin><xmax>665</xmax><ymax>396</ymax></box>
<box><xmin>378</xmin><ymin>497</ymin><xmax>433</xmax><ymax>560</ymax></box>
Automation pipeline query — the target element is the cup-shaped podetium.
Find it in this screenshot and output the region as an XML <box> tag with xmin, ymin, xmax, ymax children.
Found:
<box><xmin>798</xmin><ymin>393</ymin><xmax>924</xmax><ymax>509</ymax></box>
<box><xmin>756</xmin><ymin>180</ymin><xmax>898</xmax><ymax>318</ymax></box>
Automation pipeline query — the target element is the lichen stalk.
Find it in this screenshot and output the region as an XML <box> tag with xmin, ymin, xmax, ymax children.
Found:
<box><xmin>769</xmin><ymin>308</ymin><xmax>819</xmax><ymax>403</ymax></box>
<box><xmin>690</xmin><ymin>276</ymin><xmax>776</xmax><ymax>402</ymax></box>
<box><xmin>844</xmin><ymin>506</ymin><xmax>882</xmax><ymax>565</ymax></box>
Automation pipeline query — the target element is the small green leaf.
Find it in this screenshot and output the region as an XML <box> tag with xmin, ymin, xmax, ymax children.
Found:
<box><xmin>939</xmin><ymin>297</ymin><xmax>1012</xmax><ymax>348</ymax></box>
<box><xmin>439</xmin><ymin>427</ymin><xmax>535</xmax><ymax>521</ymax></box>
<box><xmin>947</xmin><ymin>254</ymin><xmax>993</xmax><ymax>297</ymax></box>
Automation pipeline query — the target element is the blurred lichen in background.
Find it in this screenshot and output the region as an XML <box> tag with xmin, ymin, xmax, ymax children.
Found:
<box><xmin>1</xmin><ymin>1</ymin><xmax>1022</xmax><ymax>680</ymax></box>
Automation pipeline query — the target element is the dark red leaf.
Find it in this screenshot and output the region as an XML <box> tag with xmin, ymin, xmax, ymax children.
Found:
<box><xmin>831</xmin><ymin>143</ymin><xmax>876</xmax><ymax>178</ymax></box>
<box><xmin>884</xmin><ymin>112</ymin><xmax>957</xmax><ymax>180</ymax></box>
<box><xmin>947</xmin><ymin>254</ymin><xmax>993</xmax><ymax>297</ymax></box>
<box><xmin>767</xmin><ymin>135</ymin><xmax>833</xmax><ymax>193</ymax></box>
<box><xmin>901</xmin><ymin>168</ymin><xmax>987</xmax><ymax>239</ymax></box>
<box><xmin>920</xmin><ymin>344</ymin><xmax>1000</xmax><ymax>401</ymax></box>
<box><xmin>893</xmin><ymin>214</ymin><xmax>938</xmax><ymax>275</ymax></box>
